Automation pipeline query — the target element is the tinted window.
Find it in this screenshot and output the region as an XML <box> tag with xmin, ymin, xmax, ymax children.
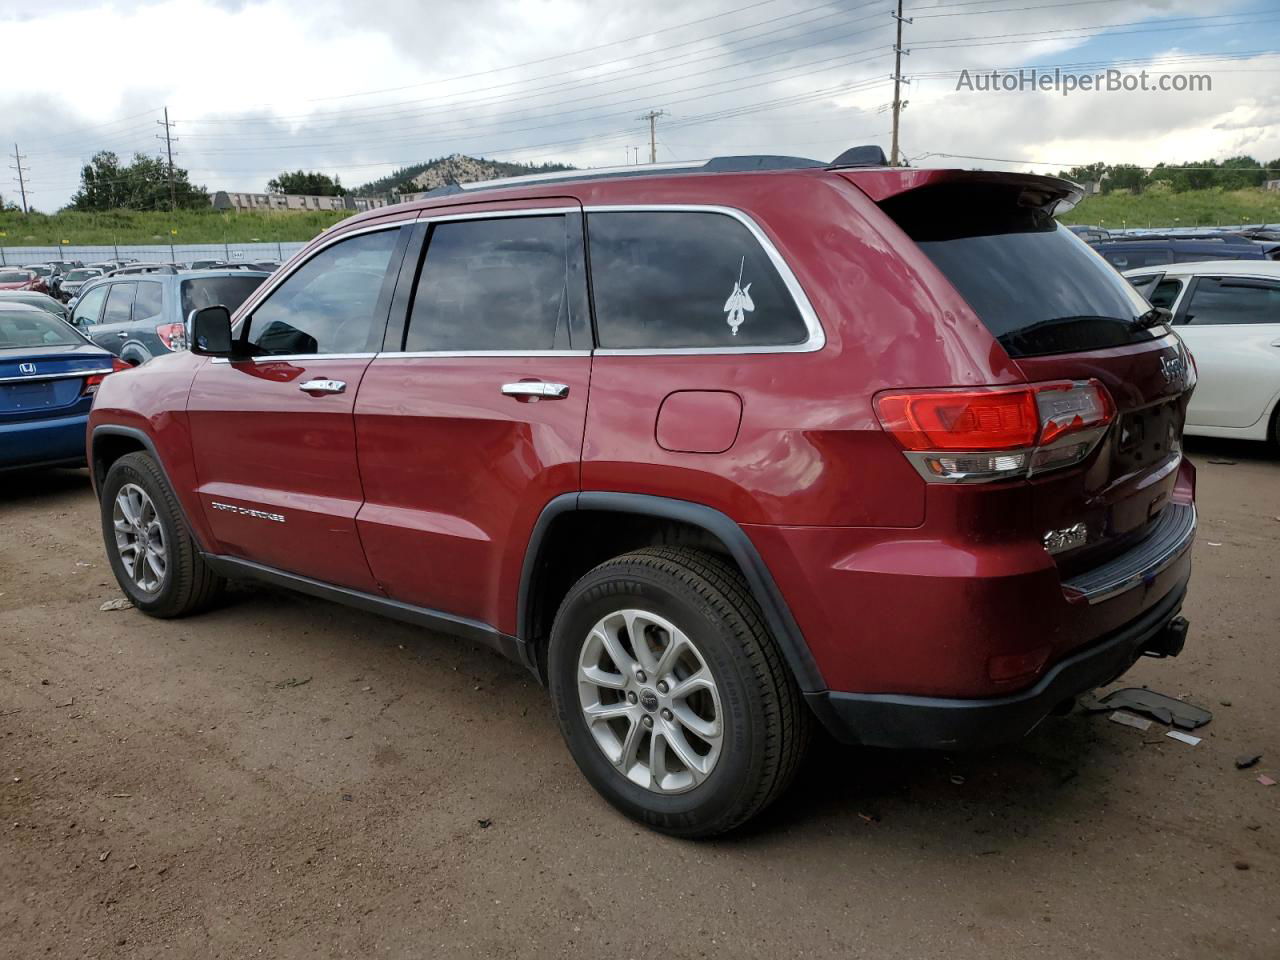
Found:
<box><xmin>1103</xmin><ymin>248</ymin><xmax>1173</xmax><ymax>269</ymax></box>
<box><xmin>247</xmin><ymin>231</ymin><xmax>398</xmax><ymax>356</ymax></box>
<box><xmin>404</xmin><ymin>216</ymin><xmax>572</xmax><ymax>352</ymax></box>
<box><xmin>103</xmin><ymin>283</ymin><xmax>135</xmax><ymax>324</ymax></box>
<box><xmin>588</xmin><ymin>211</ymin><xmax>808</xmax><ymax>348</ymax></box>
<box><xmin>133</xmin><ymin>281</ymin><xmax>164</xmax><ymax>320</ymax></box>
<box><xmin>883</xmin><ymin>187</ymin><xmax>1157</xmax><ymax>358</ymax></box>
<box><xmin>182</xmin><ymin>276</ymin><xmax>263</xmax><ymax>317</ymax></box>
<box><xmin>0</xmin><ymin>309</ymin><xmax>81</xmax><ymax>347</ymax></box>
<box><xmin>1184</xmin><ymin>277</ymin><xmax>1280</xmax><ymax>325</ymax></box>
<box><xmin>72</xmin><ymin>285</ymin><xmax>108</xmax><ymax>326</ymax></box>
<box><xmin>1149</xmin><ymin>279</ymin><xmax>1183</xmax><ymax>310</ymax></box>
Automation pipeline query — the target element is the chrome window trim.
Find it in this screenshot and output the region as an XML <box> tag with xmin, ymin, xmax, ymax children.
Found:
<box><xmin>582</xmin><ymin>203</ymin><xmax>826</xmax><ymax>356</ymax></box>
<box><xmin>413</xmin><ymin>206</ymin><xmax>579</xmax><ymax>224</ymax></box>
<box><xmin>211</xmin><ymin>353</ymin><xmax>378</xmax><ymax>365</ymax></box>
<box><xmin>389</xmin><ymin>349</ymin><xmax>591</xmax><ymax>359</ymax></box>
<box><xmin>0</xmin><ymin>367</ymin><xmax>113</xmax><ymax>383</ymax></box>
<box><xmin>213</xmin><ymin>204</ymin><xmax>825</xmax><ymax>362</ymax></box>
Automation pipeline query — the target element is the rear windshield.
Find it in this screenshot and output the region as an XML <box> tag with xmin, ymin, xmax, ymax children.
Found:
<box><xmin>181</xmin><ymin>275</ymin><xmax>265</xmax><ymax>317</ymax></box>
<box><xmin>0</xmin><ymin>270</ymin><xmax>31</xmax><ymax>283</ymax></box>
<box><xmin>882</xmin><ymin>186</ymin><xmax>1159</xmax><ymax>358</ymax></box>
<box><xmin>0</xmin><ymin>309</ymin><xmax>82</xmax><ymax>348</ymax></box>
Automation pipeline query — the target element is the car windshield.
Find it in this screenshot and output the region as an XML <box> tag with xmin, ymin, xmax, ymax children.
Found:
<box><xmin>24</xmin><ymin>266</ymin><xmax>50</xmax><ymax>277</ymax></box>
<box><xmin>0</xmin><ymin>270</ymin><xmax>32</xmax><ymax>283</ymax></box>
<box><xmin>67</xmin><ymin>270</ymin><xmax>96</xmax><ymax>281</ymax></box>
<box><xmin>0</xmin><ymin>309</ymin><xmax>82</xmax><ymax>348</ymax></box>
<box><xmin>181</xmin><ymin>275</ymin><xmax>265</xmax><ymax>316</ymax></box>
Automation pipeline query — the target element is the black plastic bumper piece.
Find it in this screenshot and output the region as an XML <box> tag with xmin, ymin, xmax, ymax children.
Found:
<box><xmin>805</xmin><ymin>577</ymin><xmax>1189</xmax><ymax>749</ymax></box>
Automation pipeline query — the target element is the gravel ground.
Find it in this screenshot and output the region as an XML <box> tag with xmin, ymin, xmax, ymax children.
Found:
<box><xmin>1</xmin><ymin>438</ymin><xmax>1277</xmax><ymax>959</ymax></box>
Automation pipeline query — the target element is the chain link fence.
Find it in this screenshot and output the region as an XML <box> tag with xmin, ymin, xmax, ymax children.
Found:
<box><xmin>0</xmin><ymin>242</ymin><xmax>308</xmax><ymax>266</ymax></box>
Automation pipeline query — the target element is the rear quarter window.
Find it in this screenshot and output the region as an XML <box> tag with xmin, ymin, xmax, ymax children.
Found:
<box><xmin>587</xmin><ymin>210</ymin><xmax>810</xmax><ymax>349</ymax></box>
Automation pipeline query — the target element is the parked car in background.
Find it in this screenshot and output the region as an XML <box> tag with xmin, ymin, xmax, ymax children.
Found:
<box><xmin>60</xmin><ymin>267</ymin><xmax>105</xmax><ymax>300</ymax></box>
<box><xmin>0</xmin><ymin>302</ymin><xmax>126</xmax><ymax>471</ymax></box>
<box><xmin>0</xmin><ymin>290</ymin><xmax>71</xmax><ymax>322</ymax></box>
<box><xmin>71</xmin><ymin>269</ymin><xmax>269</xmax><ymax>365</ymax></box>
<box><xmin>46</xmin><ymin>259</ymin><xmax>85</xmax><ymax>272</ymax></box>
<box><xmin>1125</xmin><ymin>260</ymin><xmax>1280</xmax><ymax>449</ymax></box>
<box><xmin>87</xmin><ymin>158</ymin><xmax>1197</xmax><ymax>836</ymax></box>
<box><xmin>0</xmin><ymin>268</ymin><xmax>47</xmax><ymax>293</ymax></box>
<box><xmin>1068</xmin><ymin>224</ymin><xmax>1111</xmax><ymax>242</ymax></box>
<box><xmin>1093</xmin><ymin>235</ymin><xmax>1272</xmax><ymax>270</ymax></box>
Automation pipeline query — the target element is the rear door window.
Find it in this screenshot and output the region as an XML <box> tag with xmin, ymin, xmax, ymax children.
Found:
<box><xmin>1183</xmin><ymin>277</ymin><xmax>1280</xmax><ymax>325</ymax></box>
<box><xmin>133</xmin><ymin>281</ymin><xmax>164</xmax><ymax>321</ymax></box>
<box><xmin>403</xmin><ymin>215</ymin><xmax>578</xmax><ymax>352</ymax></box>
<box><xmin>587</xmin><ymin>210</ymin><xmax>809</xmax><ymax>349</ymax></box>
<box><xmin>882</xmin><ymin>188</ymin><xmax>1158</xmax><ymax>357</ymax></box>
<box><xmin>102</xmin><ymin>283</ymin><xmax>135</xmax><ymax>324</ymax></box>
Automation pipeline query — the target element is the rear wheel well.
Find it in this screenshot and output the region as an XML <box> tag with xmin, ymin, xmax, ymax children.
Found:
<box><xmin>92</xmin><ymin>432</ymin><xmax>147</xmax><ymax>489</ymax></box>
<box><xmin>524</xmin><ymin>511</ymin><xmax>734</xmax><ymax>679</ymax></box>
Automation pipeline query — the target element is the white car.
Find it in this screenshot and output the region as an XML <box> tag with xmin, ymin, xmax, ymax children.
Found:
<box><xmin>1124</xmin><ymin>260</ymin><xmax>1280</xmax><ymax>448</ymax></box>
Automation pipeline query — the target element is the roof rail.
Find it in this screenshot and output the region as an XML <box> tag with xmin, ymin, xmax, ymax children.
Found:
<box><xmin>410</xmin><ymin>151</ymin><xmax>854</xmax><ymax>200</ymax></box>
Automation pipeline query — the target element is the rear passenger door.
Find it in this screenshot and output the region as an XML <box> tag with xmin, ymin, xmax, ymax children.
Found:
<box><xmin>89</xmin><ymin>281</ymin><xmax>136</xmax><ymax>356</ymax></box>
<box><xmin>1175</xmin><ymin>275</ymin><xmax>1280</xmax><ymax>429</ymax></box>
<box><xmin>353</xmin><ymin>203</ymin><xmax>591</xmax><ymax>632</ymax></box>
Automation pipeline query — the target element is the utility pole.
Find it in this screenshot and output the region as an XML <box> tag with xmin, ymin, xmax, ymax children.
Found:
<box><xmin>889</xmin><ymin>0</ymin><xmax>912</xmax><ymax>167</ymax></box>
<box><xmin>9</xmin><ymin>144</ymin><xmax>30</xmax><ymax>214</ymax></box>
<box><xmin>638</xmin><ymin>110</ymin><xmax>666</xmax><ymax>164</ymax></box>
<box><xmin>157</xmin><ymin>107</ymin><xmax>177</xmax><ymax>211</ymax></box>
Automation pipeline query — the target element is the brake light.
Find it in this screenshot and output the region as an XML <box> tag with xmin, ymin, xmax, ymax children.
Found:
<box><xmin>875</xmin><ymin>380</ymin><xmax>1115</xmax><ymax>482</ymax></box>
<box><xmin>82</xmin><ymin>357</ymin><xmax>131</xmax><ymax>395</ymax></box>
<box><xmin>156</xmin><ymin>322</ymin><xmax>188</xmax><ymax>351</ymax></box>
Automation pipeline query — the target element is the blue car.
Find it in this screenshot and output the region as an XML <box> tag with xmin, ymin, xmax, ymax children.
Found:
<box><xmin>1091</xmin><ymin>235</ymin><xmax>1274</xmax><ymax>270</ymax></box>
<box><xmin>0</xmin><ymin>303</ymin><xmax>124</xmax><ymax>472</ymax></box>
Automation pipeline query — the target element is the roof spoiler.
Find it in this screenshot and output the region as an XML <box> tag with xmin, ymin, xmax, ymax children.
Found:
<box><xmin>843</xmin><ymin>168</ymin><xmax>1085</xmax><ymax>216</ymax></box>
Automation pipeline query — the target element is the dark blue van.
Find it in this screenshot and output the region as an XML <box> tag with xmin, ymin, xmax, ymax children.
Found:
<box><xmin>1091</xmin><ymin>235</ymin><xmax>1274</xmax><ymax>270</ymax></box>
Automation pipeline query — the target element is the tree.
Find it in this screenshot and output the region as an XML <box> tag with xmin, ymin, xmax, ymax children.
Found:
<box><xmin>265</xmin><ymin>170</ymin><xmax>347</xmax><ymax>196</ymax></box>
<box><xmin>1102</xmin><ymin>164</ymin><xmax>1148</xmax><ymax>194</ymax></box>
<box><xmin>70</xmin><ymin>151</ymin><xmax>210</xmax><ymax>211</ymax></box>
<box><xmin>1265</xmin><ymin>158</ymin><xmax>1280</xmax><ymax>181</ymax></box>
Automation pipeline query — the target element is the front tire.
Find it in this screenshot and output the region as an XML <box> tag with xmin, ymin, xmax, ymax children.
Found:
<box><xmin>548</xmin><ymin>547</ymin><xmax>810</xmax><ymax>837</ymax></box>
<box><xmin>100</xmin><ymin>451</ymin><xmax>223</xmax><ymax>617</ymax></box>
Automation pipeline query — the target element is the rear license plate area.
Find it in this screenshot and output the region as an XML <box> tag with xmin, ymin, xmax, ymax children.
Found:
<box><xmin>2</xmin><ymin>382</ymin><xmax>57</xmax><ymax>409</ymax></box>
<box><xmin>1115</xmin><ymin>400</ymin><xmax>1180</xmax><ymax>472</ymax></box>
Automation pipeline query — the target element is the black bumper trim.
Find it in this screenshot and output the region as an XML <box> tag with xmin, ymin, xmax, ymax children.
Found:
<box><xmin>806</xmin><ymin>575</ymin><xmax>1189</xmax><ymax>749</ymax></box>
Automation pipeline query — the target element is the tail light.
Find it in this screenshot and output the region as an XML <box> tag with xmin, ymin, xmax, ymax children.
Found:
<box><xmin>875</xmin><ymin>380</ymin><xmax>1115</xmax><ymax>483</ymax></box>
<box><xmin>83</xmin><ymin>357</ymin><xmax>131</xmax><ymax>395</ymax></box>
<box><xmin>156</xmin><ymin>322</ymin><xmax>188</xmax><ymax>351</ymax></box>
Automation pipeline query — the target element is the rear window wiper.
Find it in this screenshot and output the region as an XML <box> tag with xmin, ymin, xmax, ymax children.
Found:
<box><xmin>1136</xmin><ymin>307</ymin><xmax>1172</xmax><ymax>329</ymax></box>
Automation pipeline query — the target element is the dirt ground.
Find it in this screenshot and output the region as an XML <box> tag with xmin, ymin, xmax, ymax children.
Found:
<box><xmin>1</xmin><ymin>438</ymin><xmax>1277</xmax><ymax>960</ymax></box>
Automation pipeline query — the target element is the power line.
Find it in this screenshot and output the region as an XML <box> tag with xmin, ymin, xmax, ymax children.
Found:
<box><xmin>639</xmin><ymin>110</ymin><xmax>667</xmax><ymax>164</ymax></box>
<box><xmin>890</xmin><ymin>0</ymin><xmax>911</xmax><ymax>166</ymax></box>
<box><xmin>157</xmin><ymin>108</ymin><xmax>178</xmax><ymax>212</ymax></box>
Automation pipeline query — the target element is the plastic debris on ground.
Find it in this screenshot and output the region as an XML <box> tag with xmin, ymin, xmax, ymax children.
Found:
<box><xmin>1084</xmin><ymin>688</ymin><xmax>1212</xmax><ymax>730</ymax></box>
<box><xmin>1108</xmin><ymin>711</ymin><xmax>1153</xmax><ymax>731</ymax></box>
<box><xmin>1166</xmin><ymin>730</ymin><xmax>1201</xmax><ymax>746</ymax></box>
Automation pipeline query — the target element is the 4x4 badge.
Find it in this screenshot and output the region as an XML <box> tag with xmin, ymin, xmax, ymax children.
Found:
<box><xmin>723</xmin><ymin>256</ymin><xmax>754</xmax><ymax>336</ymax></box>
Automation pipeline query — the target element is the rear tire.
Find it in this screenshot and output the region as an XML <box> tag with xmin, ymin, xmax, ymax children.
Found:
<box><xmin>548</xmin><ymin>546</ymin><xmax>810</xmax><ymax>837</ymax></box>
<box><xmin>100</xmin><ymin>452</ymin><xmax>223</xmax><ymax>617</ymax></box>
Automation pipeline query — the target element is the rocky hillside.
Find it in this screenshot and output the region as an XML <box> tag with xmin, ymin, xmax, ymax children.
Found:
<box><xmin>354</xmin><ymin>154</ymin><xmax>575</xmax><ymax>197</ymax></box>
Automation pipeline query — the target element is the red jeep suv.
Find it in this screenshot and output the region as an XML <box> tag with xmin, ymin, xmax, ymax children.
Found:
<box><xmin>89</xmin><ymin>152</ymin><xmax>1197</xmax><ymax>837</ymax></box>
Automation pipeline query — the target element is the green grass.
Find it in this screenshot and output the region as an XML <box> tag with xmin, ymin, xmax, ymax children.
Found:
<box><xmin>0</xmin><ymin>208</ymin><xmax>355</xmax><ymax>246</ymax></box>
<box><xmin>1060</xmin><ymin>187</ymin><xmax>1280</xmax><ymax>229</ymax></box>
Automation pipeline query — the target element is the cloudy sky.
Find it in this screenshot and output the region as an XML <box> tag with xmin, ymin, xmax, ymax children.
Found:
<box><xmin>2</xmin><ymin>0</ymin><xmax>1278</xmax><ymax>210</ymax></box>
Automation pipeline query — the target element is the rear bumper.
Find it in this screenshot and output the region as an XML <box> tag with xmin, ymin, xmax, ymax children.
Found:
<box><xmin>806</xmin><ymin>574</ymin><xmax>1189</xmax><ymax>749</ymax></box>
<box><xmin>0</xmin><ymin>412</ymin><xmax>90</xmax><ymax>470</ymax></box>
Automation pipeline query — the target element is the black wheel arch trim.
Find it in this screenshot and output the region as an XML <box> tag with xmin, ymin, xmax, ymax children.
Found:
<box><xmin>519</xmin><ymin>492</ymin><xmax>826</xmax><ymax>693</ymax></box>
<box><xmin>89</xmin><ymin>424</ymin><xmax>207</xmax><ymax>551</ymax></box>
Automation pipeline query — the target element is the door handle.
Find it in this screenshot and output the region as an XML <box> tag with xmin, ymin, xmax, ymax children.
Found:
<box><xmin>1270</xmin><ymin>338</ymin><xmax>1280</xmax><ymax>348</ymax></box>
<box><xmin>501</xmin><ymin>381</ymin><xmax>570</xmax><ymax>400</ymax></box>
<box><xmin>117</xmin><ymin>332</ymin><xmax>128</xmax><ymax>339</ymax></box>
<box><xmin>299</xmin><ymin>379</ymin><xmax>346</xmax><ymax>395</ymax></box>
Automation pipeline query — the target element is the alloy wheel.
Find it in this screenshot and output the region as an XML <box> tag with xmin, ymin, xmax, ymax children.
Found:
<box><xmin>577</xmin><ymin>608</ymin><xmax>724</xmax><ymax>794</ymax></box>
<box><xmin>112</xmin><ymin>483</ymin><xmax>167</xmax><ymax>594</ymax></box>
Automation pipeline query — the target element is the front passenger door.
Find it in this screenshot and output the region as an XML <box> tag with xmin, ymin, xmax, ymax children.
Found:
<box><xmin>186</xmin><ymin>224</ymin><xmax>410</xmax><ymax>591</ymax></box>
